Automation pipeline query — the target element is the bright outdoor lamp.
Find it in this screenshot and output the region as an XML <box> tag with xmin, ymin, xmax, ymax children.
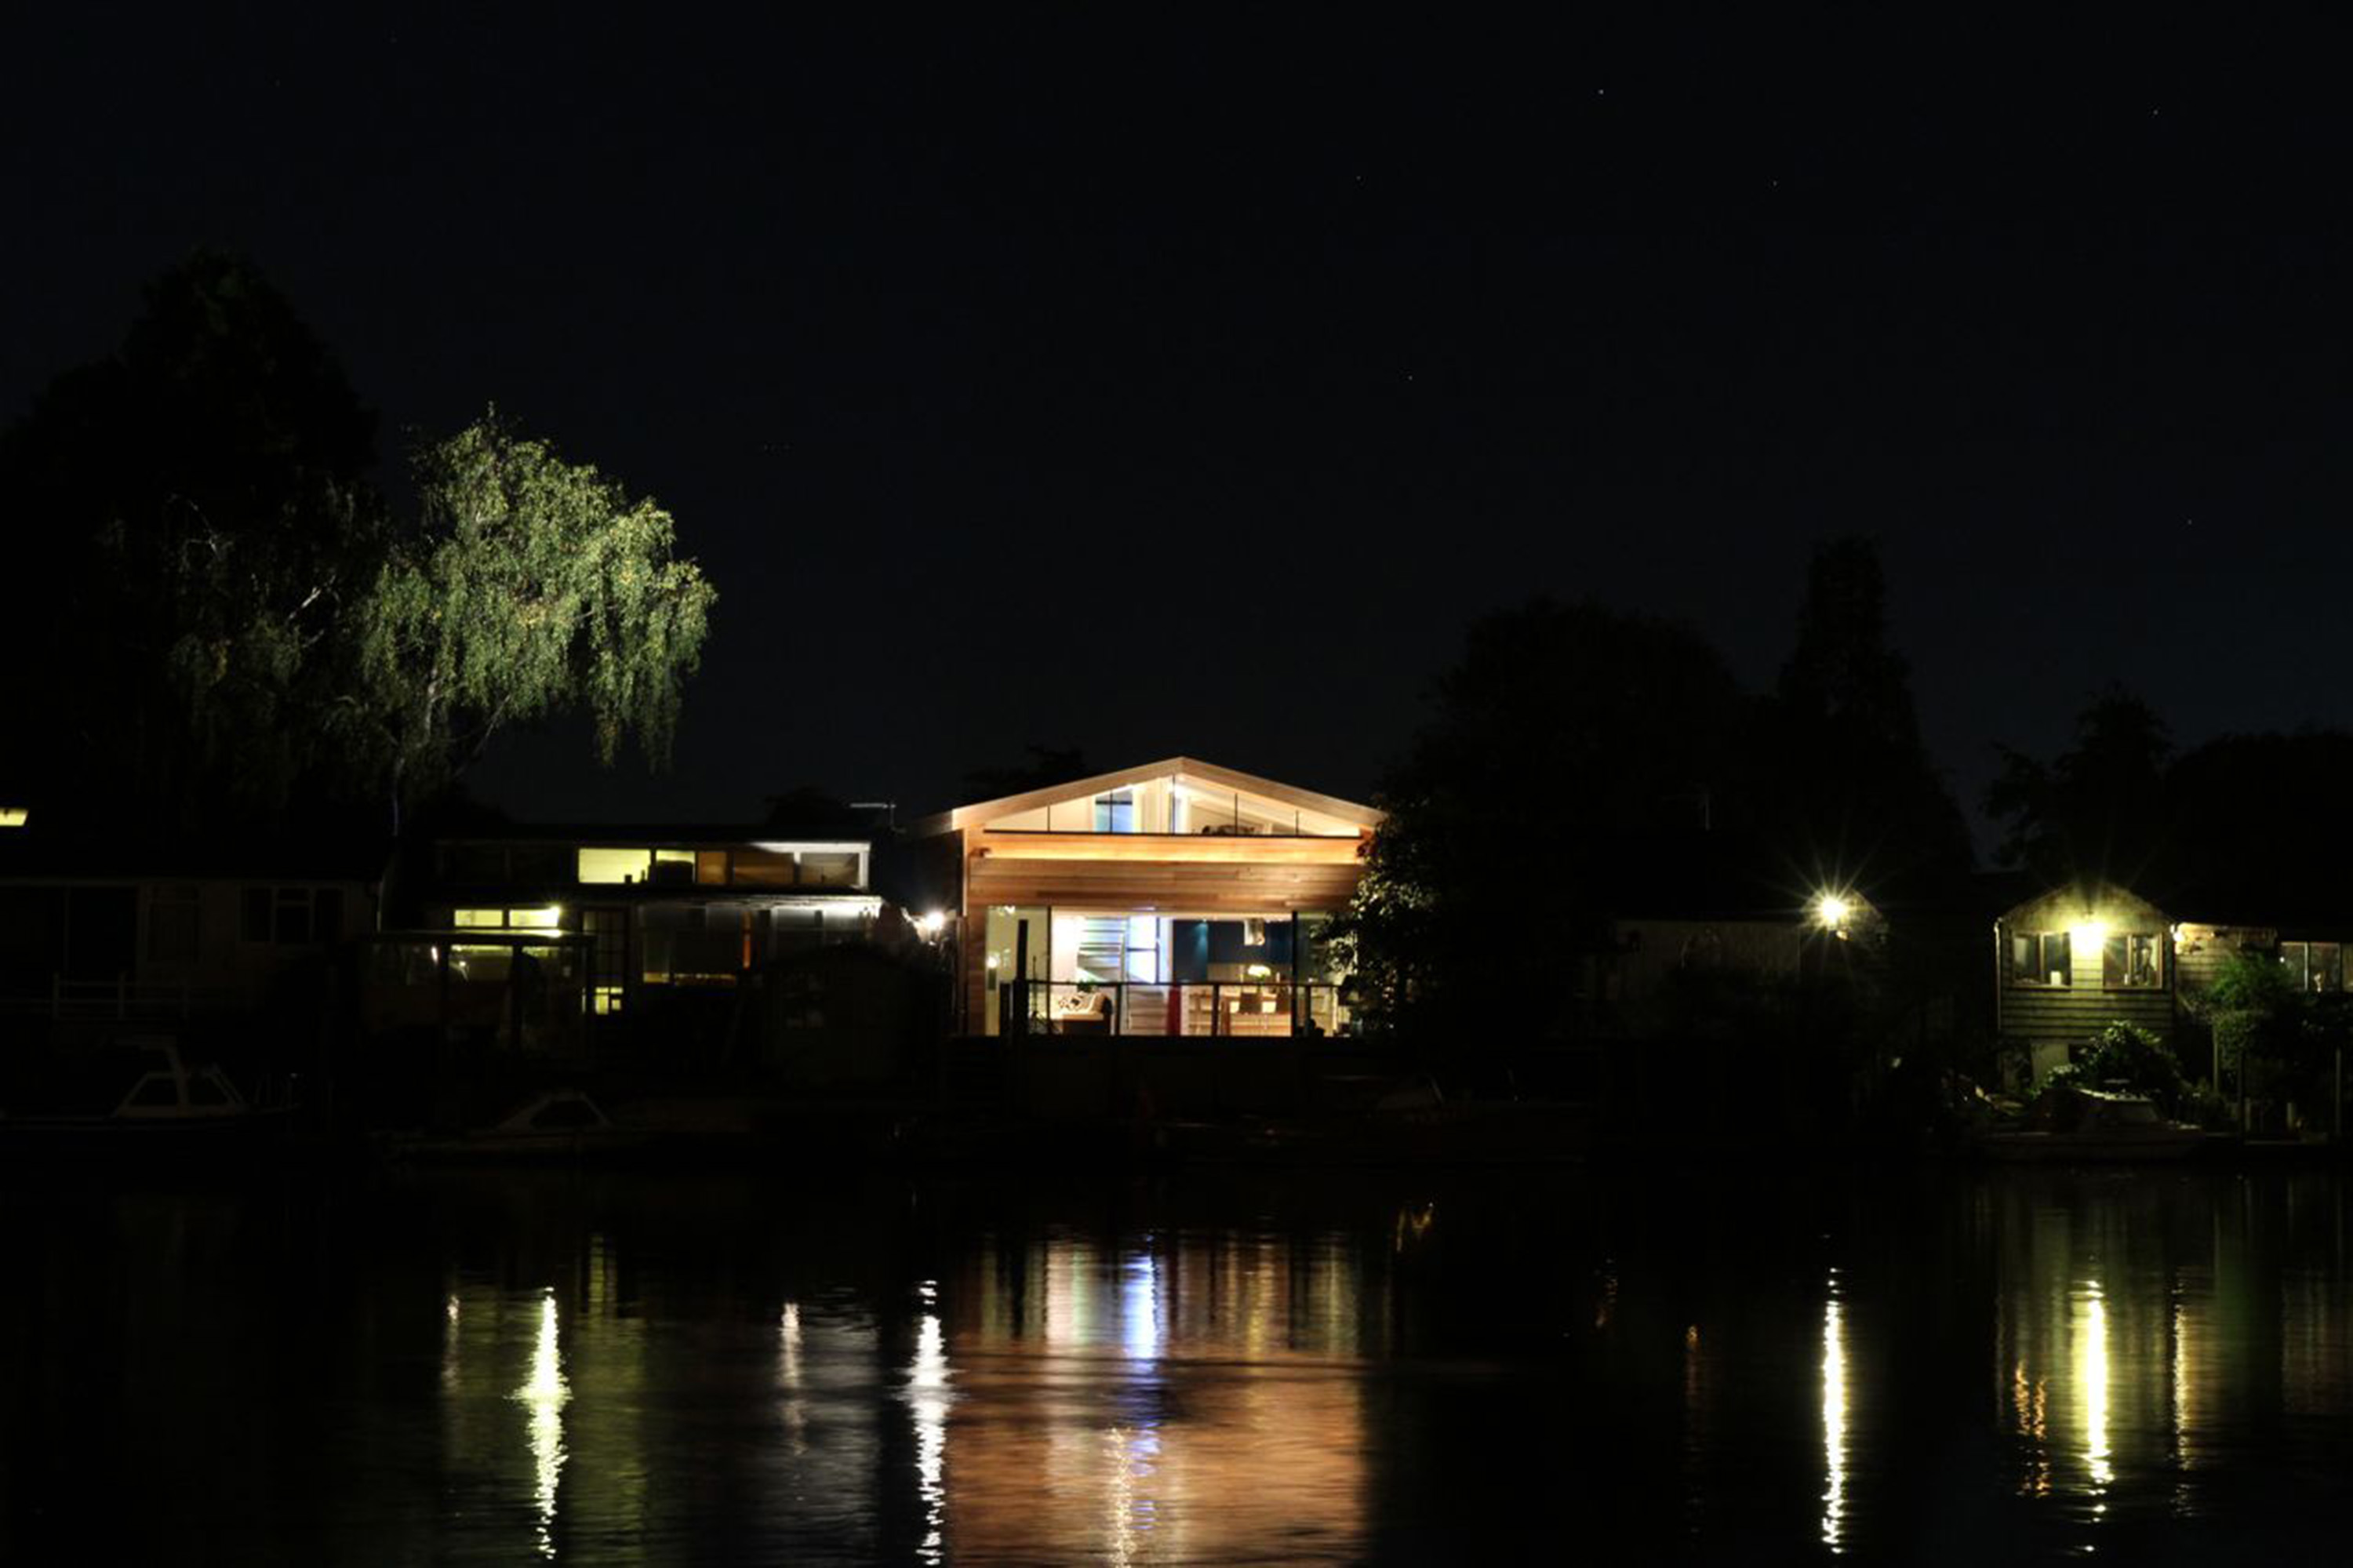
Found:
<box><xmin>1813</xmin><ymin>893</ymin><xmax>1853</xmax><ymax>930</ymax></box>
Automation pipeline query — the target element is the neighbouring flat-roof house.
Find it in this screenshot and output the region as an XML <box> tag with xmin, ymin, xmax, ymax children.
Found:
<box><xmin>907</xmin><ymin>758</ymin><xmax>1380</xmax><ymax>1039</ymax></box>
<box><xmin>406</xmin><ymin>823</ymin><xmax>888</xmax><ymax>1026</ymax></box>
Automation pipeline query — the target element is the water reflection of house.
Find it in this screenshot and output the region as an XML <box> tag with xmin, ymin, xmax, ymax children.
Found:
<box><xmin>905</xmin><ymin>758</ymin><xmax>1380</xmax><ymax>1039</ymax></box>
<box><xmin>940</xmin><ymin>1231</ymin><xmax>1373</xmax><ymax>1563</ymax></box>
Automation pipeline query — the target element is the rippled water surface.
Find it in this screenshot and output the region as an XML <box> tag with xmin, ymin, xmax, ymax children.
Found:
<box><xmin>5</xmin><ymin>1162</ymin><xmax>2351</xmax><ymax>1563</ymax></box>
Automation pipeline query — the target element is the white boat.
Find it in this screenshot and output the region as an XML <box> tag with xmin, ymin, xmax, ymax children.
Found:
<box><xmin>0</xmin><ymin>1039</ymin><xmax>293</xmax><ymax>1153</ymax></box>
<box><xmin>380</xmin><ymin>1087</ymin><xmax>646</xmax><ymax>1162</ymax></box>
<box><xmin>1977</xmin><ymin>1088</ymin><xmax>2209</xmax><ymax>1162</ymax></box>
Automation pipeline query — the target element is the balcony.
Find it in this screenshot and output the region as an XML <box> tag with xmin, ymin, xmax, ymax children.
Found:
<box><xmin>999</xmin><ymin>979</ymin><xmax>1350</xmax><ymax>1039</ymax></box>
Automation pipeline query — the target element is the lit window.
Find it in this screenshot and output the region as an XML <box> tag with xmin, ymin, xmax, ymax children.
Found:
<box><xmin>2102</xmin><ymin>933</ymin><xmax>2162</xmax><ymax>989</ymax></box>
<box><xmin>2282</xmin><ymin>940</ymin><xmax>2344</xmax><ymax>992</ymax></box>
<box><xmin>1093</xmin><ymin>791</ymin><xmax>1136</xmax><ymax>832</ymax></box>
<box><xmin>576</xmin><ymin>847</ymin><xmax>652</xmax><ymax>885</ymax></box>
<box><xmin>2011</xmin><ymin>931</ymin><xmax>2071</xmax><ymax>986</ymax></box>
<box><xmin>456</xmin><ymin>906</ymin><xmax>561</xmax><ymax>931</ymax></box>
<box><xmin>0</xmin><ymin>806</ymin><xmax>27</xmax><ymax>828</ymax></box>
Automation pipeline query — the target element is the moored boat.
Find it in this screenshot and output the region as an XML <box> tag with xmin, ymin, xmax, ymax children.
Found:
<box><xmin>1977</xmin><ymin>1088</ymin><xmax>2210</xmax><ymax>1163</ymax></box>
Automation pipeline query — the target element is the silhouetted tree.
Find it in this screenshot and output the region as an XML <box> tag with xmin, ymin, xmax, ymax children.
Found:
<box><xmin>1767</xmin><ymin>537</ymin><xmax>1973</xmax><ymax>893</ymax></box>
<box><xmin>0</xmin><ymin>251</ymin><xmax>384</xmax><ymax>824</ymax></box>
<box><xmin>2165</xmin><ymin>730</ymin><xmax>2353</xmax><ymax>916</ymax></box>
<box><xmin>959</xmin><ymin>746</ymin><xmax>1092</xmax><ymax>805</ymax></box>
<box><xmin>1</xmin><ymin>262</ymin><xmax>718</xmax><ymax>846</ymax></box>
<box><xmin>763</xmin><ymin>784</ymin><xmax>866</xmax><ymax>831</ymax></box>
<box><xmin>1337</xmin><ymin>598</ymin><xmax>1750</xmax><ymax>1035</ymax></box>
<box><xmin>1985</xmin><ymin>686</ymin><xmax>2172</xmax><ymax>884</ymax></box>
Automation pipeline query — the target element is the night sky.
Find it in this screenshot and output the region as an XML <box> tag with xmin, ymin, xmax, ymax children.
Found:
<box><xmin>10</xmin><ymin>19</ymin><xmax>2351</xmax><ymax>835</ymax></box>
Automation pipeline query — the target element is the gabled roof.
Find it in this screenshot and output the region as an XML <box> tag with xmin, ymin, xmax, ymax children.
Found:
<box><xmin>914</xmin><ymin>756</ymin><xmax>1382</xmax><ymax>835</ymax></box>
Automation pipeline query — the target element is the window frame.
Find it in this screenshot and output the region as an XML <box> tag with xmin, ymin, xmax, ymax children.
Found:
<box><xmin>2010</xmin><ymin>930</ymin><xmax>2072</xmax><ymax>988</ymax></box>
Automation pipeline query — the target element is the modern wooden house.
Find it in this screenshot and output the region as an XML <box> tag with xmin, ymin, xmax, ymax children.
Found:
<box><xmin>907</xmin><ymin>758</ymin><xmax>1380</xmax><ymax>1039</ymax></box>
<box><xmin>1992</xmin><ymin>879</ymin><xmax>2175</xmax><ymax>1086</ymax></box>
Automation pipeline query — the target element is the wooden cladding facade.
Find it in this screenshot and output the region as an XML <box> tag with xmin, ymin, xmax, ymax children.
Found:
<box><xmin>944</xmin><ymin>827</ymin><xmax>1369</xmax><ymax>1035</ymax></box>
<box><xmin>1995</xmin><ymin>880</ymin><xmax>2177</xmax><ymax>1044</ymax></box>
<box><xmin>966</xmin><ymin>834</ymin><xmax>1363</xmax><ymax>914</ymax></box>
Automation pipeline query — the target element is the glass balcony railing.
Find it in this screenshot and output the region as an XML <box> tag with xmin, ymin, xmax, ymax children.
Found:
<box><xmin>1001</xmin><ymin>980</ymin><xmax>1351</xmax><ymax>1039</ymax></box>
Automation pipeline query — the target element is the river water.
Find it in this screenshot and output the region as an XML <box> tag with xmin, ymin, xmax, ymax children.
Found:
<box><xmin>2</xmin><ymin>1160</ymin><xmax>2348</xmax><ymax>1563</ymax></box>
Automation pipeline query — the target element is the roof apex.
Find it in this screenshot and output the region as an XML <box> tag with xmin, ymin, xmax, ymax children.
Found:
<box><xmin>913</xmin><ymin>756</ymin><xmax>1380</xmax><ymax>835</ymax></box>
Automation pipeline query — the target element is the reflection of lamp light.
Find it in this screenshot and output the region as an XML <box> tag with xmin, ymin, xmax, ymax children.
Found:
<box><xmin>1243</xmin><ymin>918</ymin><xmax>1267</xmax><ymax>947</ymax></box>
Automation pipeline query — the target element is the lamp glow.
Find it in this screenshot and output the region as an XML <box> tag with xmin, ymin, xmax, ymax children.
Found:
<box><xmin>2071</xmin><ymin>919</ymin><xmax>2110</xmax><ymax>953</ymax></box>
<box><xmin>915</xmin><ymin>910</ymin><xmax>947</xmax><ymax>938</ymax></box>
<box><xmin>1814</xmin><ymin>893</ymin><xmax>1853</xmax><ymax>930</ymax></box>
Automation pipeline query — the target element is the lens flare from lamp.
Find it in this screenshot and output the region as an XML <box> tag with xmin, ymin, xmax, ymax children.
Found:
<box><xmin>1814</xmin><ymin>893</ymin><xmax>1853</xmax><ymax>930</ymax></box>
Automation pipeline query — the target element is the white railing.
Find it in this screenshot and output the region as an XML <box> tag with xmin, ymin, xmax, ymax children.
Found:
<box><xmin>1006</xmin><ymin>979</ymin><xmax>1350</xmax><ymax>1039</ymax></box>
<box><xmin>9</xmin><ymin>977</ymin><xmax>258</xmax><ymax>1020</ymax></box>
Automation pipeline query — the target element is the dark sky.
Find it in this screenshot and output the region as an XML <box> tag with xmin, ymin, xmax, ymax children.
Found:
<box><xmin>9</xmin><ymin>18</ymin><xmax>2351</xmax><ymax>831</ymax></box>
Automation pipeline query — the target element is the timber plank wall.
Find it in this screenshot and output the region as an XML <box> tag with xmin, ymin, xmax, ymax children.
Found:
<box><xmin>1995</xmin><ymin>937</ymin><xmax>2176</xmax><ymax>1041</ymax></box>
<box><xmin>952</xmin><ymin>828</ymin><xmax>1369</xmax><ymax>1033</ymax></box>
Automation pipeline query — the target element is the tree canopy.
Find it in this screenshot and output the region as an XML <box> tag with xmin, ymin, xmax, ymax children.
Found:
<box><xmin>1337</xmin><ymin>596</ymin><xmax>1753</xmax><ymax>1035</ymax></box>
<box><xmin>1337</xmin><ymin>539</ymin><xmax>1970</xmax><ymax>1040</ymax></box>
<box><xmin>1769</xmin><ymin>537</ymin><xmax>1973</xmax><ymax>892</ymax></box>
<box><xmin>0</xmin><ymin>256</ymin><xmax>715</xmax><ymax>839</ymax></box>
<box><xmin>0</xmin><ymin>252</ymin><xmax>383</xmax><ymax>824</ymax></box>
<box><xmin>1986</xmin><ymin>693</ymin><xmax>2353</xmax><ymax>919</ymax></box>
<box><xmin>351</xmin><ymin>417</ymin><xmax>717</xmax><ymax>833</ymax></box>
<box><xmin>1985</xmin><ymin>685</ymin><xmax>2173</xmax><ymax>886</ymax></box>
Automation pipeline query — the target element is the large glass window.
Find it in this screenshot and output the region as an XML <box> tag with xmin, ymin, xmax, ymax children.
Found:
<box><xmin>981</xmin><ymin>905</ymin><xmax>1049</xmax><ymax>1035</ymax></box>
<box><xmin>799</xmin><ymin>853</ymin><xmax>860</xmax><ymax>888</ymax></box>
<box><xmin>2282</xmin><ymin>940</ymin><xmax>2344</xmax><ymax>992</ymax></box>
<box><xmin>731</xmin><ymin>848</ymin><xmax>797</xmax><ymax>886</ymax></box>
<box><xmin>1093</xmin><ymin>791</ymin><xmax>1136</xmax><ymax>832</ymax></box>
<box><xmin>577</xmin><ymin>847</ymin><xmax>653</xmax><ymax>885</ymax></box>
<box><xmin>2011</xmin><ymin>931</ymin><xmax>2071</xmax><ymax>986</ymax></box>
<box><xmin>1125</xmin><ymin>915</ymin><xmax>1163</xmax><ymax>983</ymax></box>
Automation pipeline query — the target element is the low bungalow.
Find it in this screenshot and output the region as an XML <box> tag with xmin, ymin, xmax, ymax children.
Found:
<box><xmin>1992</xmin><ymin>876</ymin><xmax>2353</xmax><ymax>1101</ymax></box>
<box><xmin>0</xmin><ymin>820</ymin><xmax>377</xmax><ymax>1028</ymax></box>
